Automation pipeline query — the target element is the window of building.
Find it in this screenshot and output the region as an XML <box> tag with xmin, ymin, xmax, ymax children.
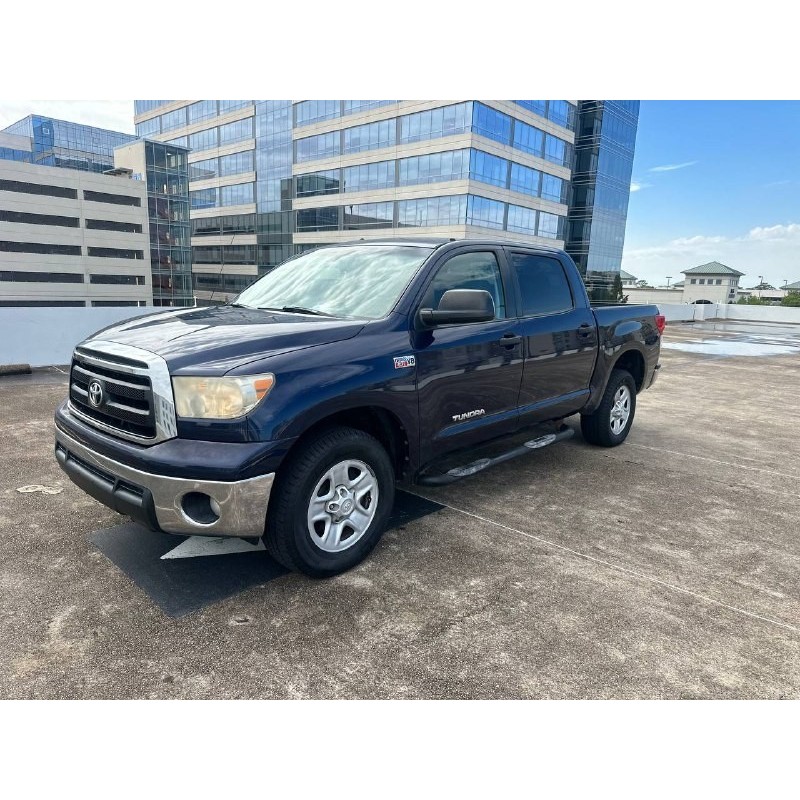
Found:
<box><xmin>160</xmin><ymin>107</ymin><xmax>187</xmax><ymax>132</ymax></box>
<box><xmin>422</xmin><ymin>251</ymin><xmax>506</xmax><ymax>319</ymax></box>
<box><xmin>85</xmin><ymin>218</ymin><xmax>143</xmax><ymax>234</ymax></box>
<box><xmin>189</xmin><ymin>128</ymin><xmax>218</xmax><ymax>152</ymax></box>
<box><xmin>506</xmin><ymin>204</ymin><xmax>536</xmax><ymax>235</ymax></box>
<box><xmin>397</xmin><ymin>195</ymin><xmax>467</xmax><ymax>228</ymax></box>
<box><xmin>136</xmin><ymin>117</ymin><xmax>160</xmax><ymax>137</ymax></box>
<box><xmin>690</xmin><ymin>279</ymin><xmax>697</xmax><ymax>284</ymax></box>
<box><xmin>715</xmin><ymin>279</ymin><xmax>722</xmax><ymax>285</ymax></box>
<box><xmin>471</xmin><ymin>104</ymin><xmax>512</xmax><ymax>145</ymax></box>
<box><xmin>466</xmin><ymin>195</ymin><xmax>505</xmax><ymax>230</ymax></box>
<box><xmin>295</xmin><ymin>100</ymin><xmax>340</xmax><ymax>126</ymax></box>
<box><xmin>398</xmin><ymin>150</ymin><xmax>468</xmax><ymax>186</ymax></box>
<box><xmin>219</xmin><ymin>100</ymin><xmax>252</xmax><ymax>115</ymax></box>
<box><xmin>0</xmin><ymin>300</ymin><xmax>85</xmax><ymax>307</ymax></box>
<box><xmin>165</xmin><ymin>136</ymin><xmax>189</xmax><ymax>148</ymax></box>
<box><xmin>469</xmin><ymin>150</ymin><xmax>508</xmax><ymax>188</ymax></box>
<box><xmin>219</xmin><ymin>150</ymin><xmax>254</xmax><ymax>177</ymax></box>
<box><xmin>190</xmin><ymin>188</ymin><xmax>218</xmax><ymax>209</ymax></box>
<box><xmin>343</xmin><ymin>120</ymin><xmax>396</xmax><ymax>154</ymax></box>
<box><xmin>219</xmin><ymin>182</ymin><xmax>254</xmax><ymax>206</ymax></box>
<box><xmin>343</xmin><ymin>202</ymin><xmax>393</xmax><ymax>229</ymax></box>
<box><xmin>91</xmin><ymin>300</ymin><xmax>146</xmax><ymax>307</ymax></box>
<box><xmin>509</xmin><ymin>163</ymin><xmax>541</xmax><ymax>197</ymax></box>
<box><xmin>188</xmin><ymin>100</ymin><xmax>217</xmax><ymax>125</ymax></box>
<box><xmin>343</xmin><ymin>161</ymin><xmax>394</xmax><ymax>193</ymax></box>
<box><xmin>83</xmin><ymin>190</ymin><xmax>141</xmax><ymax>207</ymax></box>
<box><xmin>698</xmin><ymin>278</ymin><xmax>705</xmax><ymax>284</ymax></box>
<box><xmin>537</xmin><ymin>211</ymin><xmax>561</xmax><ymax>239</ymax></box>
<box><xmin>544</xmin><ymin>134</ymin><xmax>570</xmax><ymax>167</ymax></box>
<box><xmin>513</xmin><ymin>121</ymin><xmax>545</xmax><ymax>158</ymax></box>
<box><xmin>0</xmin><ymin>209</ymin><xmax>79</xmax><ymax>228</ymax></box>
<box><xmin>0</xmin><ymin>179</ymin><xmax>77</xmax><ymax>199</ymax></box>
<box><xmin>399</xmin><ymin>103</ymin><xmax>472</xmax><ymax>144</ymax></box>
<box><xmin>510</xmin><ymin>253</ymin><xmax>573</xmax><ymax>316</ymax></box>
<box><xmin>0</xmin><ymin>241</ymin><xmax>81</xmax><ymax>256</ymax></box>
<box><xmin>89</xmin><ymin>274</ymin><xmax>146</xmax><ymax>285</ymax></box>
<box><xmin>295</xmin><ymin>169</ymin><xmax>342</xmax><ymax>197</ymax></box>
<box><xmin>541</xmin><ymin>173</ymin><xmax>565</xmax><ymax>203</ymax></box>
<box><xmin>0</xmin><ymin>270</ymin><xmax>83</xmax><ymax>282</ymax></box>
<box><xmin>87</xmin><ymin>247</ymin><xmax>144</xmax><ymax>259</ymax></box>
<box><xmin>189</xmin><ymin>157</ymin><xmax>218</xmax><ymax>182</ymax></box>
<box><xmin>296</xmin><ymin>206</ymin><xmax>340</xmax><ymax>232</ymax></box>
<box><xmin>343</xmin><ymin>100</ymin><xmax>396</xmax><ymax>115</ymax></box>
<box><xmin>295</xmin><ymin>131</ymin><xmax>340</xmax><ymax>162</ymax></box>
<box><xmin>219</xmin><ymin>118</ymin><xmax>253</xmax><ymax>146</ymax></box>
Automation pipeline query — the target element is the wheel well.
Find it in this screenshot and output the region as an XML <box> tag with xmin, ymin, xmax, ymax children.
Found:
<box><xmin>613</xmin><ymin>350</ymin><xmax>645</xmax><ymax>391</ymax></box>
<box><xmin>292</xmin><ymin>407</ymin><xmax>410</xmax><ymax>479</ymax></box>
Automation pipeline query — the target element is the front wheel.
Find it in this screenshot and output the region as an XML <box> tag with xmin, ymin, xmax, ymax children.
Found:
<box><xmin>264</xmin><ymin>426</ymin><xmax>395</xmax><ymax>577</ymax></box>
<box><xmin>580</xmin><ymin>368</ymin><xmax>637</xmax><ymax>447</ymax></box>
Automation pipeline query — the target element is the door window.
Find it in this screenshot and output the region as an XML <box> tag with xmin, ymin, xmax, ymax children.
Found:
<box><xmin>510</xmin><ymin>253</ymin><xmax>573</xmax><ymax>317</ymax></box>
<box><xmin>421</xmin><ymin>251</ymin><xmax>506</xmax><ymax>319</ymax></box>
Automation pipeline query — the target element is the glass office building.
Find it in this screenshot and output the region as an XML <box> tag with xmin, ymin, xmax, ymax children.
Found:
<box><xmin>134</xmin><ymin>100</ymin><xmax>638</xmax><ymax>303</ymax></box>
<box><xmin>565</xmin><ymin>101</ymin><xmax>640</xmax><ymax>299</ymax></box>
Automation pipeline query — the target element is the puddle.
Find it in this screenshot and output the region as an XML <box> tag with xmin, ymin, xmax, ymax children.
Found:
<box><xmin>662</xmin><ymin>339</ymin><xmax>800</xmax><ymax>357</ymax></box>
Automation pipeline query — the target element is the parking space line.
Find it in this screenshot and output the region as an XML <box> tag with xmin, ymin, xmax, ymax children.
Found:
<box><xmin>411</xmin><ymin>494</ymin><xmax>800</xmax><ymax>636</ymax></box>
<box><xmin>627</xmin><ymin>443</ymin><xmax>800</xmax><ymax>481</ymax></box>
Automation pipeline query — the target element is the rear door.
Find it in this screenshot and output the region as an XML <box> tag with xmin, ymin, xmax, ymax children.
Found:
<box><xmin>413</xmin><ymin>247</ymin><xmax>524</xmax><ymax>463</ymax></box>
<box><xmin>506</xmin><ymin>249</ymin><xmax>598</xmax><ymax>423</ymax></box>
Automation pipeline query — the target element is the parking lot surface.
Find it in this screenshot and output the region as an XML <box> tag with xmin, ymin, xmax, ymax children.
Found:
<box><xmin>1</xmin><ymin>320</ymin><xmax>798</xmax><ymax>699</ymax></box>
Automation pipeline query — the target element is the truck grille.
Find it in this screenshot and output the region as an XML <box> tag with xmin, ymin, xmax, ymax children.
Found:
<box><xmin>69</xmin><ymin>350</ymin><xmax>156</xmax><ymax>440</ymax></box>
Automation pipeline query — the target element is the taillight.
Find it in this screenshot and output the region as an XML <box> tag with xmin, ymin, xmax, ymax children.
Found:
<box><xmin>655</xmin><ymin>314</ymin><xmax>666</xmax><ymax>335</ymax></box>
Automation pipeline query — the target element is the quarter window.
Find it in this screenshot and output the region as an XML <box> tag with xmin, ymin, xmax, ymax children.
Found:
<box><xmin>422</xmin><ymin>251</ymin><xmax>506</xmax><ymax>320</ymax></box>
<box><xmin>511</xmin><ymin>253</ymin><xmax>573</xmax><ymax>316</ymax></box>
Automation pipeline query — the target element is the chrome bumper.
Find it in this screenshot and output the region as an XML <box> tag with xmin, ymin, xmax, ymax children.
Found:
<box><xmin>55</xmin><ymin>427</ymin><xmax>275</xmax><ymax>538</ymax></box>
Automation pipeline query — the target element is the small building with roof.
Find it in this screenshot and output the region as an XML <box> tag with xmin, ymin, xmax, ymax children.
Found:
<box><xmin>681</xmin><ymin>261</ymin><xmax>744</xmax><ymax>304</ymax></box>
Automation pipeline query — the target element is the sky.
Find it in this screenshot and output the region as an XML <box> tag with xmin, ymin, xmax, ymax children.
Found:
<box><xmin>0</xmin><ymin>100</ymin><xmax>797</xmax><ymax>289</ymax></box>
<box><xmin>623</xmin><ymin>101</ymin><xmax>800</xmax><ymax>288</ymax></box>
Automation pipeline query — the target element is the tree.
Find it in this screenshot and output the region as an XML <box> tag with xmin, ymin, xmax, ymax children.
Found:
<box><xmin>635</xmin><ymin>279</ymin><xmax>650</xmax><ymax>287</ymax></box>
<box><xmin>612</xmin><ymin>274</ymin><xmax>627</xmax><ymax>304</ymax></box>
<box><xmin>737</xmin><ymin>295</ymin><xmax>771</xmax><ymax>305</ymax></box>
<box><xmin>781</xmin><ymin>292</ymin><xmax>800</xmax><ymax>307</ymax></box>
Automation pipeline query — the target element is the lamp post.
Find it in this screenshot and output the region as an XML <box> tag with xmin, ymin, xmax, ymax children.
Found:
<box><xmin>666</xmin><ymin>276</ymin><xmax>672</xmax><ymax>288</ymax></box>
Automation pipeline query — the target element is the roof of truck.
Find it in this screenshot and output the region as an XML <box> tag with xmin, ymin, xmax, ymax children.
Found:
<box><xmin>333</xmin><ymin>237</ymin><xmax>566</xmax><ymax>254</ymax></box>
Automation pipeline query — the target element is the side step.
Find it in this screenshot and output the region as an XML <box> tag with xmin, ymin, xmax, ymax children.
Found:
<box><xmin>417</xmin><ymin>425</ymin><xmax>574</xmax><ymax>486</ymax></box>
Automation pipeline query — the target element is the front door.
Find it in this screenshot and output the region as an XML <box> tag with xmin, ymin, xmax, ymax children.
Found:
<box><xmin>413</xmin><ymin>249</ymin><xmax>524</xmax><ymax>464</ymax></box>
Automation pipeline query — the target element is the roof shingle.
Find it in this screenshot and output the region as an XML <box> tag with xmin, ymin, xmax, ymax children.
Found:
<box><xmin>681</xmin><ymin>261</ymin><xmax>744</xmax><ymax>276</ymax></box>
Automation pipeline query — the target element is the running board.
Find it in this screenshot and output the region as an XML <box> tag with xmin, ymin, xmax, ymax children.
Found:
<box><xmin>417</xmin><ymin>426</ymin><xmax>574</xmax><ymax>486</ymax></box>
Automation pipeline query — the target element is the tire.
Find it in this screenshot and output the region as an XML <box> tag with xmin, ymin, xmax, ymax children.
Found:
<box><xmin>580</xmin><ymin>368</ymin><xmax>637</xmax><ymax>447</ymax></box>
<box><xmin>264</xmin><ymin>426</ymin><xmax>395</xmax><ymax>578</ymax></box>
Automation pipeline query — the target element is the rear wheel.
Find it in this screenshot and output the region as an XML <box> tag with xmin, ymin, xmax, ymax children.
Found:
<box><xmin>580</xmin><ymin>368</ymin><xmax>636</xmax><ymax>447</ymax></box>
<box><xmin>264</xmin><ymin>426</ymin><xmax>395</xmax><ymax>577</ymax></box>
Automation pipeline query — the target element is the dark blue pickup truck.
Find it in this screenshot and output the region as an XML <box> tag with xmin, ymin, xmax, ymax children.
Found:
<box><xmin>54</xmin><ymin>238</ymin><xmax>663</xmax><ymax>576</ymax></box>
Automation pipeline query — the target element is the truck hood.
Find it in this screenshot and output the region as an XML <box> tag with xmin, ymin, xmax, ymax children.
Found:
<box><xmin>82</xmin><ymin>305</ymin><xmax>366</xmax><ymax>374</ymax></box>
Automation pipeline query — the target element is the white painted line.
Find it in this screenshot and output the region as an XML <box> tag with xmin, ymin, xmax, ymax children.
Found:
<box><xmin>411</xmin><ymin>494</ymin><xmax>800</xmax><ymax>636</ymax></box>
<box><xmin>161</xmin><ymin>536</ymin><xmax>266</xmax><ymax>560</ymax></box>
<box><xmin>627</xmin><ymin>442</ymin><xmax>800</xmax><ymax>481</ymax></box>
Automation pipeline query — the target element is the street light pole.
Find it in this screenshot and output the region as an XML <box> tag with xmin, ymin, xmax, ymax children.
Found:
<box><xmin>666</xmin><ymin>276</ymin><xmax>672</xmax><ymax>288</ymax></box>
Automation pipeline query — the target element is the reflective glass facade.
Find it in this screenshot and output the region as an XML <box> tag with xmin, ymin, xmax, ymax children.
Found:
<box><xmin>3</xmin><ymin>115</ymin><xmax>136</xmax><ymax>173</ymax></box>
<box><xmin>565</xmin><ymin>101</ymin><xmax>639</xmax><ymax>300</ymax></box>
<box><xmin>135</xmin><ymin>99</ymin><xmax>635</xmax><ymax>303</ymax></box>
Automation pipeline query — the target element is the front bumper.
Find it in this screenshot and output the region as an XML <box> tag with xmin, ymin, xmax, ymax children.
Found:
<box><xmin>55</xmin><ymin>426</ymin><xmax>275</xmax><ymax>538</ymax></box>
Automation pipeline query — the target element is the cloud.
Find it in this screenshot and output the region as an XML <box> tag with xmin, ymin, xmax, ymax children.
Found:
<box><xmin>630</xmin><ymin>181</ymin><xmax>651</xmax><ymax>192</ymax></box>
<box><xmin>622</xmin><ymin>222</ymin><xmax>800</xmax><ymax>287</ymax></box>
<box><xmin>0</xmin><ymin>101</ymin><xmax>134</xmax><ymax>134</ymax></box>
<box><xmin>647</xmin><ymin>161</ymin><xmax>698</xmax><ymax>173</ymax></box>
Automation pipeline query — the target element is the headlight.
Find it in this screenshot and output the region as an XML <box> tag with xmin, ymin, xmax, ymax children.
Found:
<box><xmin>172</xmin><ymin>374</ymin><xmax>275</xmax><ymax>420</ymax></box>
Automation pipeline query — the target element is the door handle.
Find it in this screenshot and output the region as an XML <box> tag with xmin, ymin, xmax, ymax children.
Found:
<box><xmin>577</xmin><ymin>324</ymin><xmax>594</xmax><ymax>337</ymax></box>
<box><xmin>498</xmin><ymin>333</ymin><xmax>522</xmax><ymax>347</ymax></box>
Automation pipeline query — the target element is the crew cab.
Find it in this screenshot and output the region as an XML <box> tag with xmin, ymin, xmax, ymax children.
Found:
<box><xmin>54</xmin><ymin>239</ymin><xmax>663</xmax><ymax>577</ymax></box>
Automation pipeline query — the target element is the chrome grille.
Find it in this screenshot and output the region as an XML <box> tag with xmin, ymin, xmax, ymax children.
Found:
<box><xmin>70</xmin><ymin>351</ymin><xmax>156</xmax><ymax>439</ymax></box>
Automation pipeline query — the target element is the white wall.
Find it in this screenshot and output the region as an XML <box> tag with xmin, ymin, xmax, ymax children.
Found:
<box><xmin>0</xmin><ymin>307</ymin><xmax>160</xmax><ymax>367</ymax></box>
<box><xmin>624</xmin><ymin>287</ymin><xmax>684</xmax><ymax>304</ymax></box>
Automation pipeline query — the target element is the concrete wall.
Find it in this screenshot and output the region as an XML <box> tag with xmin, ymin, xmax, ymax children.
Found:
<box><xmin>634</xmin><ymin>302</ymin><xmax>800</xmax><ymax>324</ymax></box>
<box><xmin>624</xmin><ymin>287</ymin><xmax>684</xmax><ymax>305</ymax></box>
<box><xmin>0</xmin><ymin>306</ymin><xmax>161</xmax><ymax>367</ymax></box>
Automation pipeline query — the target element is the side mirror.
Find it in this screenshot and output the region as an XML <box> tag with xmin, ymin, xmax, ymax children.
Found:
<box><xmin>419</xmin><ymin>289</ymin><xmax>495</xmax><ymax>327</ymax></box>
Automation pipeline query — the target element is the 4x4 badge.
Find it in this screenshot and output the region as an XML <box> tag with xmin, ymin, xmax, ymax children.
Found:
<box><xmin>393</xmin><ymin>355</ymin><xmax>416</xmax><ymax>369</ymax></box>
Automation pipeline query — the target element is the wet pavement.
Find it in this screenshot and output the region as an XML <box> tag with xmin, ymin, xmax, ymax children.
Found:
<box><xmin>662</xmin><ymin>320</ymin><xmax>800</xmax><ymax>356</ymax></box>
<box><xmin>1</xmin><ymin>320</ymin><xmax>799</xmax><ymax>698</ymax></box>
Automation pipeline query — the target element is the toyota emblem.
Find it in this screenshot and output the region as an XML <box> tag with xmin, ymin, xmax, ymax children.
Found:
<box><xmin>87</xmin><ymin>379</ymin><xmax>104</xmax><ymax>408</ymax></box>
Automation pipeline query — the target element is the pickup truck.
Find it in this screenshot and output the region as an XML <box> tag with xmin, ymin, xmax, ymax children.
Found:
<box><xmin>54</xmin><ymin>238</ymin><xmax>663</xmax><ymax>577</ymax></box>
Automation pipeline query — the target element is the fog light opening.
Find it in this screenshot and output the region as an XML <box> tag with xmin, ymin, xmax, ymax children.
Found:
<box><xmin>181</xmin><ymin>492</ymin><xmax>220</xmax><ymax>525</ymax></box>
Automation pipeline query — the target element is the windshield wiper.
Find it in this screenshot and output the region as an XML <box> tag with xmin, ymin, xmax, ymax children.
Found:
<box><xmin>259</xmin><ymin>305</ymin><xmax>333</xmax><ymax>317</ymax></box>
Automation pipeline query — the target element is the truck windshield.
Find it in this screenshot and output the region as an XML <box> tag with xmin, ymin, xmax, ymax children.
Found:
<box><xmin>234</xmin><ymin>245</ymin><xmax>433</xmax><ymax>319</ymax></box>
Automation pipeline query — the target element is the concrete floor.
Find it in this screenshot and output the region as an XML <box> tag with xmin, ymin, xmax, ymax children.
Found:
<box><xmin>1</xmin><ymin>321</ymin><xmax>799</xmax><ymax>699</ymax></box>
